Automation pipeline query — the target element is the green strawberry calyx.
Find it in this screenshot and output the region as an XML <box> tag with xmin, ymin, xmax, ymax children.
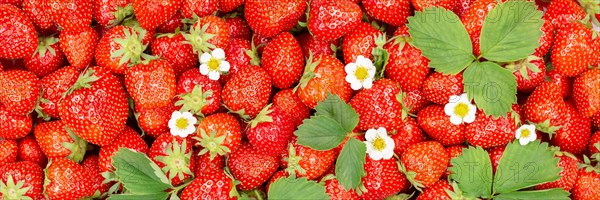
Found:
<box><xmin>155</xmin><ymin>138</ymin><xmax>193</xmax><ymax>182</ymax></box>
<box><xmin>174</xmin><ymin>84</ymin><xmax>214</xmax><ymax>118</ymax></box>
<box><xmin>248</xmin><ymin>104</ymin><xmax>274</xmax><ymax>129</ymax></box>
<box><xmin>111</xmin><ymin>27</ymin><xmax>153</xmax><ymax>67</ymax></box>
<box><xmin>109</xmin><ymin>4</ymin><xmax>134</xmax><ymax>27</ymax></box>
<box><xmin>194</xmin><ymin>128</ymin><xmax>231</xmax><ymax>160</ymax></box>
<box><xmin>183</xmin><ymin>22</ymin><xmax>217</xmax><ymax>55</ymax></box>
<box><xmin>283</xmin><ymin>144</ymin><xmax>307</xmax><ymax>177</ymax></box>
<box><xmin>294</xmin><ymin>52</ymin><xmax>321</xmax><ymax>93</ymax></box>
<box><xmin>397</xmin><ymin>160</ymin><xmax>425</xmax><ymax>192</ymax></box>
<box><xmin>0</xmin><ymin>174</ymin><xmax>33</xmax><ymax>200</ymax></box>
<box><xmin>33</xmin><ymin>36</ymin><xmax>59</xmax><ymax>58</ymax></box>
<box><xmin>62</xmin><ymin>69</ymin><xmax>100</xmax><ymax>98</ymax></box>
<box><xmin>62</xmin><ymin>126</ymin><xmax>88</xmax><ymax>163</ymax></box>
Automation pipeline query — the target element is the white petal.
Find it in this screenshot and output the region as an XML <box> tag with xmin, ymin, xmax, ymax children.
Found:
<box><xmin>345</xmin><ymin>63</ymin><xmax>358</xmax><ymax>74</ymax></box>
<box><xmin>219</xmin><ymin>61</ymin><xmax>230</xmax><ymax>72</ymax></box>
<box><xmin>526</xmin><ymin>130</ymin><xmax>537</xmax><ymax>141</ymax></box>
<box><xmin>519</xmin><ymin>138</ymin><xmax>530</xmax><ymax>145</ymax></box>
<box><xmin>463</xmin><ymin>112</ymin><xmax>476</xmax><ymax>123</ymax></box>
<box><xmin>350</xmin><ymin>81</ymin><xmax>362</xmax><ymax>90</ymax></box>
<box><xmin>383</xmin><ymin>136</ymin><xmax>395</xmax><ymax>148</ymax></box>
<box><xmin>168</xmin><ymin>118</ymin><xmax>177</xmax><ymax>131</ymax></box>
<box><xmin>524</xmin><ymin>124</ymin><xmax>536</xmax><ymax>131</ymax></box>
<box><xmin>381</xmin><ymin>148</ymin><xmax>394</xmax><ymax>160</ymax></box>
<box><xmin>377</xmin><ymin>127</ymin><xmax>387</xmax><ymax>134</ymax></box>
<box><xmin>449</xmin><ymin>115</ymin><xmax>463</xmax><ymax>125</ymax></box>
<box><xmin>365</xmin><ymin>129</ymin><xmax>378</xmax><ymax>141</ymax></box>
<box><xmin>515</xmin><ymin>127</ymin><xmax>523</xmax><ymax>139</ymax></box>
<box><xmin>212</xmin><ymin>48</ymin><xmax>225</xmax><ymax>60</ymax></box>
<box><xmin>448</xmin><ymin>95</ymin><xmax>461</xmax><ymax>103</ymax></box>
<box><xmin>459</xmin><ymin>93</ymin><xmax>469</xmax><ymax>101</ymax></box>
<box><xmin>199</xmin><ymin>64</ymin><xmax>209</xmax><ymax>75</ymax></box>
<box><xmin>208</xmin><ymin>71</ymin><xmax>221</xmax><ymax>81</ymax></box>
<box><xmin>368</xmin><ymin>150</ymin><xmax>384</xmax><ymax>160</ymax></box>
<box><xmin>187</xmin><ymin>115</ymin><xmax>198</xmax><ymax>125</ymax></box>
<box><xmin>356</xmin><ymin>56</ymin><xmax>372</xmax><ymax>67</ymax></box>
<box><xmin>362</xmin><ymin>78</ymin><xmax>373</xmax><ymax>89</ymax></box>
<box><xmin>200</xmin><ymin>52</ymin><xmax>212</xmax><ymax>63</ymax></box>
<box><xmin>467</xmin><ymin>104</ymin><xmax>477</xmax><ymax>115</ymax></box>
<box><xmin>444</xmin><ymin>102</ymin><xmax>456</xmax><ymax>116</ymax></box>
<box><xmin>365</xmin><ymin>142</ymin><xmax>374</xmax><ymax>152</ymax></box>
<box><xmin>346</xmin><ymin>74</ymin><xmax>358</xmax><ymax>84</ymax></box>
<box><xmin>181</xmin><ymin>111</ymin><xmax>193</xmax><ymax>119</ymax></box>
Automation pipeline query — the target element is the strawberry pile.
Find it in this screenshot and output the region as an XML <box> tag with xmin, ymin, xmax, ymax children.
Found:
<box><xmin>1</xmin><ymin>0</ymin><xmax>600</xmax><ymax>199</ymax></box>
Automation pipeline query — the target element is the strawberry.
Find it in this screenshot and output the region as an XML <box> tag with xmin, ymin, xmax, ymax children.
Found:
<box><xmin>58</xmin><ymin>66</ymin><xmax>129</xmax><ymax>146</ymax></box>
<box><xmin>149</xmin><ymin>133</ymin><xmax>195</xmax><ymax>186</ymax></box>
<box><xmin>181</xmin><ymin>170</ymin><xmax>237</xmax><ymax>200</ymax></box>
<box><xmin>0</xmin><ymin>0</ymin><xmax>23</xmax><ymax>6</ymax></box>
<box><xmin>443</xmin><ymin>145</ymin><xmax>465</xmax><ymax>179</ymax></box>
<box><xmin>247</xmin><ymin>105</ymin><xmax>295</xmax><ymax>157</ymax></box>
<box><xmin>59</xmin><ymin>26</ymin><xmax>99</xmax><ymax>69</ymax></box>
<box><xmin>125</xmin><ymin>59</ymin><xmax>176</xmax><ymax>110</ymax></box>
<box><xmin>391</xmin><ymin>117</ymin><xmax>427</xmax><ymax>157</ymax></box>
<box><xmin>453</xmin><ymin>0</ymin><xmax>474</xmax><ymax>18</ymax></box>
<box><xmin>81</xmin><ymin>155</ymin><xmax>110</xmax><ymax>196</ymax></box>
<box><xmin>92</xmin><ymin>0</ymin><xmax>132</xmax><ymax>27</ymax></box>
<box><xmin>589</xmin><ymin>131</ymin><xmax>600</xmax><ymax>155</ymax></box>
<box><xmin>350</xmin><ymin>79</ymin><xmax>404</xmax><ymax>131</ymax></box>
<box><xmin>244</xmin><ymin>0</ymin><xmax>307</xmax><ymax>38</ymax></box>
<box><xmin>385</xmin><ymin>26</ymin><xmax>431</xmax><ymax>92</ymax></box>
<box><xmin>131</xmin><ymin>0</ymin><xmax>181</xmax><ymax>30</ymax></box>
<box><xmin>227</xmin><ymin>143</ymin><xmax>279</xmax><ymax>191</ymax></box>
<box><xmin>175</xmin><ymin>68</ymin><xmax>222</xmax><ymax>116</ymax></box>
<box><xmin>0</xmin><ymin>161</ymin><xmax>44</xmax><ymax>200</ymax></box>
<box><xmin>48</xmin><ymin>0</ymin><xmax>93</xmax><ymax>31</ymax></box>
<box><xmin>488</xmin><ymin>145</ymin><xmax>505</xmax><ymax>173</ymax></box>
<box><xmin>219</xmin><ymin>0</ymin><xmax>244</xmax><ymax>12</ymax></box>
<box><xmin>95</xmin><ymin>25</ymin><xmax>149</xmax><ymax>74</ymax></box>
<box><xmin>341</xmin><ymin>22</ymin><xmax>382</xmax><ymax>63</ymax></box>
<box><xmin>151</xmin><ymin>33</ymin><xmax>198</xmax><ymax>76</ymax></box>
<box><xmin>23</xmin><ymin>0</ymin><xmax>54</xmax><ymax>30</ymax></box>
<box><xmin>547</xmin><ymin>69</ymin><xmax>574</xmax><ymax>98</ymax></box>
<box><xmin>262</xmin><ymin>32</ymin><xmax>304</xmax><ymax>89</ymax></box>
<box><xmin>465</xmin><ymin>108</ymin><xmax>518</xmax><ymax>148</ymax></box>
<box><xmin>422</xmin><ymin>72</ymin><xmax>464</xmax><ymax>105</ymax></box>
<box><xmin>399</xmin><ymin>90</ymin><xmax>431</xmax><ymax>115</ymax></box>
<box><xmin>45</xmin><ymin>157</ymin><xmax>94</xmax><ymax>200</ymax></box>
<box><xmin>401</xmin><ymin>141</ymin><xmax>450</xmax><ymax>189</ymax></box>
<box><xmin>156</xmin><ymin>11</ymin><xmax>185</xmax><ymax>33</ymax></box>
<box><xmin>418</xmin><ymin>105</ymin><xmax>466</xmax><ymax>146</ymax></box>
<box><xmin>39</xmin><ymin>65</ymin><xmax>80</xmax><ymax>119</ymax></box>
<box><xmin>221</xmin><ymin>38</ymin><xmax>252</xmax><ymax>83</ymax></box>
<box><xmin>17</xmin><ymin>135</ymin><xmax>48</xmax><ymax>168</ymax></box>
<box><xmin>535</xmin><ymin>153</ymin><xmax>579</xmax><ymax>191</ymax></box>
<box><xmin>363</xmin><ymin>0</ymin><xmax>411</xmax><ymax>26</ymax></box>
<box><xmin>137</xmin><ymin>103</ymin><xmax>177</xmax><ymax>138</ymax></box>
<box><xmin>193</xmin><ymin>151</ymin><xmax>224</xmax><ymax>178</ymax></box>
<box><xmin>512</xmin><ymin>58</ymin><xmax>546</xmax><ymax>93</ymax></box>
<box><xmin>322</xmin><ymin>175</ymin><xmax>360</xmax><ymax>200</ymax></box>
<box><xmin>573</xmin><ymin>69</ymin><xmax>600</xmax><ymax>117</ymax></box>
<box><xmin>98</xmin><ymin>126</ymin><xmax>148</xmax><ymax>172</ymax></box>
<box><xmin>297</xmin><ymin>33</ymin><xmax>339</xmax><ymax>58</ymax></box>
<box><xmin>34</xmin><ymin>120</ymin><xmax>87</xmax><ymax>162</ymax></box>
<box><xmin>0</xmin><ymin>70</ymin><xmax>41</xmax><ymax>116</ymax></box>
<box><xmin>0</xmin><ymin>104</ymin><xmax>33</xmax><ymax>139</ymax></box>
<box><xmin>416</xmin><ymin>180</ymin><xmax>453</xmax><ymax>200</ymax></box>
<box><xmin>184</xmin><ymin>15</ymin><xmax>230</xmax><ymax>54</ymax></box>
<box><xmin>360</xmin><ymin>157</ymin><xmax>408</xmax><ymax>200</ymax></box>
<box><xmin>593</xmin><ymin>114</ymin><xmax>600</xmax><ymax>130</ymax></box>
<box><xmin>181</xmin><ymin>0</ymin><xmax>218</xmax><ymax>18</ymax></box>
<box><xmin>544</xmin><ymin>0</ymin><xmax>586</xmax><ymax>27</ymax></box>
<box><xmin>0</xmin><ymin>4</ymin><xmax>38</xmax><ymax>59</ymax></box>
<box><xmin>307</xmin><ymin>0</ymin><xmax>362</xmax><ymax>42</ymax></box>
<box><xmin>225</xmin><ymin>15</ymin><xmax>252</xmax><ymax>40</ymax></box>
<box><xmin>461</xmin><ymin>0</ymin><xmax>497</xmax><ymax>56</ymax></box>
<box><xmin>0</xmin><ymin>139</ymin><xmax>18</xmax><ymax>167</ymax></box>
<box><xmin>524</xmin><ymin>82</ymin><xmax>568</xmax><ymax>137</ymax></box>
<box><xmin>571</xmin><ymin>168</ymin><xmax>600</xmax><ymax>200</ymax></box>
<box><xmin>272</xmin><ymin>89</ymin><xmax>311</xmax><ymax>127</ymax></box>
<box><xmin>533</xmin><ymin>19</ymin><xmax>555</xmax><ymax>57</ymax></box>
<box><xmin>24</xmin><ymin>36</ymin><xmax>65</xmax><ymax>78</ymax></box>
<box><xmin>549</xmin><ymin>101</ymin><xmax>591</xmax><ymax>155</ymax></box>
<box><xmin>195</xmin><ymin>113</ymin><xmax>242</xmax><ymax>159</ymax></box>
<box><xmin>222</xmin><ymin>66</ymin><xmax>272</xmax><ymax>117</ymax></box>
<box><xmin>552</xmin><ymin>22</ymin><xmax>600</xmax><ymax>77</ymax></box>
<box><xmin>296</xmin><ymin>54</ymin><xmax>353</xmax><ymax>108</ymax></box>
<box><xmin>281</xmin><ymin>137</ymin><xmax>336</xmax><ymax>180</ymax></box>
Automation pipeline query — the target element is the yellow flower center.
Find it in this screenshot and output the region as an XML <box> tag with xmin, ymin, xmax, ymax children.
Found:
<box><xmin>373</xmin><ymin>137</ymin><xmax>386</xmax><ymax>151</ymax></box>
<box><xmin>354</xmin><ymin>66</ymin><xmax>369</xmax><ymax>81</ymax></box>
<box><xmin>207</xmin><ymin>58</ymin><xmax>220</xmax><ymax>71</ymax></box>
<box><xmin>520</xmin><ymin>129</ymin><xmax>531</xmax><ymax>139</ymax></box>
<box><xmin>454</xmin><ymin>103</ymin><xmax>469</xmax><ymax>117</ymax></box>
<box><xmin>176</xmin><ymin>118</ymin><xmax>189</xmax><ymax>130</ymax></box>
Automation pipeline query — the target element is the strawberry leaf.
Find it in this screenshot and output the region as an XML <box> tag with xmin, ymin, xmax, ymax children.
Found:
<box><xmin>268</xmin><ymin>176</ymin><xmax>329</xmax><ymax>200</ymax></box>
<box><xmin>463</xmin><ymin>61</ymin><xmax>516</xmax><ymax>117</ymax></box>
<box><xmin>314</xmin><ymin>93</ymin><xmax>359</xmax><ymax>133</ymax></box>
<box><xmin>107</xmin><ymin>193</ymin><xmax>170</xmax><ymax>200</ymax></box>
<box><xmin>335</xmin><ymin>138</ymin><xmax>367</xmax><ymax>191</ymax></box>
<box><xmin>110</xmin><ymin>148</ymin><xmax>172</xmax><ymax>195</ymax></box>
<box><xmin>493</xmin><ymin>189</ymin><xmax>570</xmax><ymax>200</ymax></box>
<box><xmin>492</xmin><ymin>140</ymin><xmax>561</xmax><ymax>194</ymax></box>
<box><xmin>479</xmin><ymin>0</ymin><xmax>543</xmax><ymax>62</ymax></box>
<box><xmin>294</xmin><ymin>115</ymin><xmax>347</xmax><ymax>150</ymax></box>
<box><xmin>407</xmin><ymin>7</ymin><xmax>475</xmax><ymax>75</ymax></box>
<box><xmin>448</xmin><ymin>146</ymin><xmax>493</xmax><ymax>198</ymax></box>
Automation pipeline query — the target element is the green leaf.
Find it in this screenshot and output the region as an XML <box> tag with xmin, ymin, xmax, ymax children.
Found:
<box><xmin>335</xmin><ymin>138</ymin><xmax>367</xmax><ymax>191</ymax></box>
<box><xmin>493</xmin><ymin>189</ymin><xmax>570</xmax><ymax>200</ymax></box>
<box><xmin>294</xmin><ymin>115</ymin><xmax>347</xmax><ymax>151</ymax></box>
<box><xmin>267</xmin><ymin>177</ymin><xmax>329</xmax><ymax>200</ymax></box>
<box><xmin>314</xmin><ymin>94</ymin><xmax>359</xmax><ymax>133</ymax></box>
<box><xmin>463</xmin><ymin>61</ymin><xmax>517</xmax><ymax>117</ymax></box>
<box><xmin>448</xmin><ymin>146</ymin><xmax>493</xmax><ymax>198</ymax></box>
<box><xmin>407</xmin><ymin>7</ymin><xmax>475</xmax><ymax>74</ymax></box>
<box><xmin>112</xmin><ymin>148</ymin><xmax>172</xmax><ymax>194</ymax></box>
<box><xmin>492</xmin><ymin>140</ymin><xmax>561</xmax><ymax>194</ymax></box>
<box><xmin>107</xmin><ymin>193</ymin><xmax>170</xmax><ymax>200</ymax></box>
<box><xmin>479</xmin><ymin>0</ymin><xmax>543</xmax><ymax>62</ymax></box>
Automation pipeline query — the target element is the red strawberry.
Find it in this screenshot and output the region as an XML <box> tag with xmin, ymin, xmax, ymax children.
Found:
<box><xmin>221</xmin><ymin>38</ymin><xmax>252</xmax><ymax>83</ymax></box>
<box><xmin>98</xmin><ymin>126</ymin><xmax>148</xmax><ymax>172</ymax></box>
<box><xmin>59</xmin><ymin>26</ymin><xmax>98</xmax><ymax>69</ymax></box>
<box><xmin>589</xmin><ymin>131</ymin><xmax>600</xmax><ymax>155</ymax></box>
<box><xmin>0</xmin><ymin>161</ymin><xmax>44</xmax><ymax>200</ymax></box>
<box><xmin>156</xmin><ymin>11</ymin><xmax>185</xmax><ymax>33</ymax></box>
<box><xmin>81</xmin><ymin>155</ymin><xmax>110</xmax><ymax>196</ymax></box>
<box><xmin>443</xmin><ymin>145</ymin><xmax>466</xmax><ymax>179</ymax></box>
<box><xmin>461</xmin><ymin>0</ymin><xmax>497</xmax><ymax>56</ymax></box>
<box><xmin>219</xmin><ymin>0</ymin><xmax>243</xmax><ymax>12</ymax></box>
<box><xmin>533</xmin><ymin>19</ymin><xmax>555</xmax><ymax>57</ymax></box>
<box><xmin>297</xmin><ymin>33</ymin><xmax>339</xmax><ymax>58</ymax></box>
<box><xmin>181</xmin><ymin>0</ymin><xmax>218</xmax><ymax>18</ymax></box>
<box><xmin>222</xmin><ymin>66</ymin><xmax>272</xmax><ymax>117</ymax></box>
<box><xmin>573</xmin><ymin>69</ymin><xmax>600</xmax><ymax>117</ymax></box>
<box><xmin>45</xmin><ymin>158</ymin><xmax>94</xmax><ymax>200</ymax></box>
<box><xmin>58</xmin><ymin>67</ymin><xmax>129</xmax><ymax>146</ymax></box>
<box><xmin>95</xmin><ymin>25</ymin><xmax>149</xmax><ymax>74</ymax></box>
<box><xmin>547</xmin><ymin>69</ymin><xmax>574</xmax><ymax>98</ymax></box>
<box><xmin>488</xmin><ymin>145</ymin><xmax>505</xmax><ymax>173</ymax></box>
<box><xmin>571</xmin><ymin>168</ymin><xmax>600</xmax><ymax>200</ymax></box>
<box><xmin>418</xmin><ymin>105</ymin><xmax>466</xmax><ymax>146</ymax></box>
<box><xmin>544</xmin><ymin>0</ymin><xmax>586</xmax><ymax>27</ymax></box>
<box><xmin>341</xmin><ymin>22</ymin><xmax>382</xmax><ymax>63</ymax></box>
<box><xmin>0</xmin><ymin>139</ymin><xmax>18</xmax><ymax>167</ymax></box>
<box><xmin>454</xmin><ymin>0</ymin><xmax>475</xmax><ymax>18</ymax></box>
<box><xmin>262</xmin><ymin>32</ymin><xmax>304</xmax><ymax>89</ymax></box>
<box><xmin>385</xmin><ymin>26</ymin><xmax>431</xmax><ymax>92</ymax></box>
<box><xmin>23</xmin><ymin>0</ymin><xmax>54</xmax><ymax>30</ymax></box>
<box><xmin>535</xmin><ymin>153</ymin><xmax>579</xmax><ymax>191</ymax></box>
<box><xmin>247</xmin><ymin>105</ymin><xmax>295</xmax><ymax>157</ymax></box>
<box><xmin>391</xmin><ymin>117</ymin><xmax>427</xmax><ymax>157</ymax></box>
<box><xmin>193</xmin><ymin>151</ymin><xmax>224</xmax><ymax>178</ymax></box>
<box><xmin>322</xmin><ymin>175</ymin><xmax>360</xmax><ymax>200</ymax></box>
<box><xmin>227</xmin><ymin>143</ymin><xmax>279</xmax><ymax>191</ymax></box>
<box><xmin>549</xmin><ymin>102</ymin><xmax>591</xmax><ymax>155</ymax></box>
<box><xmin>175</xmin><ymin>68</ymin><xmax>222</xmax><ymax>116</ymax></box>
<box><xmin>39</xmin><ymin>66</ymin><xmax>80</xmax><ymax>119</ymax></box>
<box><xmin>552</xmin><ymin>22</ymin><xmax>600</xmax><ymax>77</ymax></box>
<box><xmin>280</xmin><ymin>137</ymin><xmax>336</xmax><ymax>180</ymax></box>
<box><xmin>422</xmin><ymin>72</ymin><xmax>464</xmax><ymax>105</ymax></box>
<box><xmin>92</xmin><ymin>0</ymin><xmax>132</xmax><ymax>27</ymax></box>
<box><xmin>131</xmin><ymin>0</ymin><xmax>181</xmax><ymax>30</ymax></box>
<box><xmin>244</xmin><ymin>0</ymin><xmax>306</xmax><ymax>38</ymax></box>
<box><xmin>416</xmin><ymin>180</ymin><xmax>453</xmax><ymax>200</ymax></box>
<box><xmin>181</xmin><ymin>170</ymin><xmax>236</xmax><ymax>200</ymax></box>
<box><xmin>151</xmin><ymin>33</ymin><xmax>198</xmax><ymax>76</ymax></box>
<box><xmin>512</xmin><ymin>58</ymin><xmax>546</xmax><ymax>93</ymax></box>
<box><xmin>0</xmin><ymin>70</ymin><xmax>41</xmax><ymax>116</ymax></box>
<box><xmin>524</xmin><ymin>82</ymin><xmax>568</xmax><ymax>137</ymax></box>
<box><xmin>24</xmin><ymin>35</ymin><xmax>65</xmax><ymax>78</ymax></box>
<box><xmin>149</xmin><ymin>133</ymin><xmax>195</xmax><ymax>186</ymax></box>
<box><xmin>195</xmin><ymin>113</ymin><xmax>242</xmax><ymax>159</ymax></box>
<box><xmin>184</xmin><ymin>15</ymin><xmax>230</xmax><ymax>54</ymax></box>
<box><xmin>0</xmin><ymin>104</ymin><xmax>33</xmax><ymax>140</ymax></box>
<box><xmin>296</xmin><ymin>54</ymin><xmax>353</xmax><ymax>108</ymax></box>
<box><xmin>34</xmin><ymin>120</ymin><xmax>88</xmax><ymax>162</ymax></box>
<box><xmin>225</xmin><ymin>15</ymin><xmax>252</xmax><ymax>40</ymax></box>
<box><xmin>401</xmin><ymin>141</ymin><xmax>450</xmax><ymax>189</ymax></box>
<box><xmin>48</xmin><ymin>0</ymin><xmax>93</xmax><ymax>31</ymax></box>
<box><xmin>137</xmin><ymin>103</ymin><xmax>177</xmax><ymax>138</ymax></box>
<box><xmin>272</xmin><ymin>89</ymin><xmax>310</xmax><ymax>127</ymax></box>
<box><xmin>125</xmin><ymin>59</ymin><xmax>176</xmax><ymax>110</ymax></box>
<box><xmin>0</xmin><ymin>4</ymin><xmax>38</xmax><ymax>59</ymax></box>
<box><xmin>360</xmin><ymin>157</ymin><xmax>408</xmax><ymax>200</ymax></box>
<box><xmin>465</xmin><ymin>108</ymin><xmax>518</xmax><ymax>148</ymax></box>
<box><xmin>307</xmin><ymin>0</ymin><xmax>362</xmax><ymax>42</ymax></box>
<box><xmin>593</xmin><ymin>114</ymin><xmax>600</xmax><ymax>130</ymax></box>
<box><xmin>17</xmin><ymin>135</ymin><xmax>48</xmax><ymax>168</ymax></box>
<box><xmin>350</xmin><ymin>79</ymin><xmax>404</xmax><ymax>131</ymax></box>
<box><xmin>412</xmin><ymin>0</ymin><xmax>455</xmax><ymax>11</ymax></box>
<box><xmin>363</xmin><ymin>0</ymin><xmax>411</xmax><ymax>26</ymax></box>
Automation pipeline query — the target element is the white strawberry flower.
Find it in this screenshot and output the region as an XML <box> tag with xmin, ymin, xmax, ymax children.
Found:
<box><xmin>345</xmin><ymin>55</ymin><xmax>376</xmax><ymax>90</ymax></box>
<box><xmin>516</xmin><ymin>124</ymin><xmax>537</xmax><ymax>145</ymax></box>
<box><xmin>444</xmin><ymin>93</ymin><xmax>477</xmax><ymax>125</ymax></box>
<box><xmin>199</xmin><ymin>48</ymin><xmax>230</xmax><ymax>81</ymax></box>
<box><xmin>364</xmin><ymin>127</ymin><xmax>395</xmax><ymax>160</ymax></box>
<box><xmin>168</xmin><ymin>111</ymin><xmax>197</xmax><ymax>138</ymax></box>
